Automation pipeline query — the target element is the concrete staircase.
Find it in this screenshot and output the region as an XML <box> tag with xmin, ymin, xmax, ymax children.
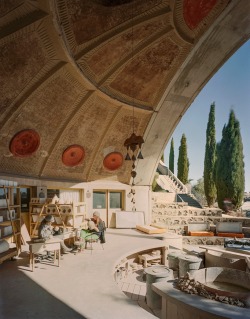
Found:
<box><xmin>176</xmin><ymin>193</ymin><xmax>202</xmax><ymax>209</ymax></box>
<box><xmin>156</xmin><ymin>161</ymin><xmax>202</xmax><ymax>208</ymax></box>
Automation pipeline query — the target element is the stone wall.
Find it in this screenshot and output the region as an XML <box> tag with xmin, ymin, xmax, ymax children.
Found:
<box><xmin>152</xmin><ymin>201</ymin><xmax>222</xmax><ymax>234</ymax></box>
<box><xmin>151</xmin><ymin>199</ymin><xmax>250</xmax><ymax>245</ymax></box>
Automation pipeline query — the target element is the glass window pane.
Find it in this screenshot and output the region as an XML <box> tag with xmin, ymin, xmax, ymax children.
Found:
<box><xmin>47</xmin><ymin>189</ymin><xmax>60</xmax><ymax>199</ymax></box>
<box><xmin>93</xmin><ymin>191</ymin><xmax>106</xmax><ymax>209</ymax></box>
<box><xmin>0</xmin><ymin>188</ymin><xmax>4</xmax><ymax>199</ymax></box>
<box><xmin>47</xmin><ymin>189</ymin><xmax>81</xmax><ymax>203</ymax></box>
<box><xmin>110</xmin><ymin>192</ymin><xmax>122</xmax><ymax>209</ymax></box>
<box><xmin>20</xmin><ymin>187</ymin><xmax>30</xmax><ymax>212</ymax></box>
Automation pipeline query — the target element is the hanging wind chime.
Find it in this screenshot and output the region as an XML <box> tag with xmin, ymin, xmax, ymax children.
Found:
<box><xmin>124</xmin><ymin>8</ymin><xmax>144</xmax><ymax>212</ymax></box>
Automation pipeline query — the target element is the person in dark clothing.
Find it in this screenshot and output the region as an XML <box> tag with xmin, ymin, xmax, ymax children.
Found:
<box><xmin>38</xmin><ymin>214</ymin><xmax>72</xmax><ymax>254</ymax></box>
<box><xmin>87</xmin><ymin>211</ymin><xmax>106</xmax><ymax>244</ymax></box>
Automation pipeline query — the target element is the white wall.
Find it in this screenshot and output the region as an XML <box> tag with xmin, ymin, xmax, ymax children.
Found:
<box><xmin>0</xmin><ymin>175</ymin><xmax>152</xmax><ymax>226</ymax></box>
<box><xmin>152</xmin><ymin>192</ymin><xmax>176</xmax><ymax>203</ymax></box>
<box><xmin>84</xmin><ymin>180</ymin><xmax>151</xmax><ymax>224</ymax></box>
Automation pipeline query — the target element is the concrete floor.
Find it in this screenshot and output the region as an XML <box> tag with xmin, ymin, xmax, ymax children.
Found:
<box><xmin>0</xmin><ymin>229</ymin><xmax>167</xmax><ymax>319</ymax></box>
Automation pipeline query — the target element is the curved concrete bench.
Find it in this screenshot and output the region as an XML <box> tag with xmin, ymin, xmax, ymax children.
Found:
<box><xmin>152</xmin><ymin>281</ymin><xmax>250</xmax><ymax>319</ymax></box>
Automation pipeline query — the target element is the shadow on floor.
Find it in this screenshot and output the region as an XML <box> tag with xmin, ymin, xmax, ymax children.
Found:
<box><xmin>0</xmin><ymin>252</ymin><xmax>87</xmax><ymax>319</ymax></box>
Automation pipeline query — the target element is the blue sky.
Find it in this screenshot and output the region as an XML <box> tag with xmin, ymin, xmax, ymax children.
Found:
<box><xmin>164</xmin><ymin>40</ymin><xmax>250</xmax><ymax>192</ymax></box>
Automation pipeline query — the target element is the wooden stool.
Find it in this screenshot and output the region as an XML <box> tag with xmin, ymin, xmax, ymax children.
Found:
<box><xmin>139</xmin><ymin>253</ymin><xmax>162</xmax><ymax>268</ymax></box>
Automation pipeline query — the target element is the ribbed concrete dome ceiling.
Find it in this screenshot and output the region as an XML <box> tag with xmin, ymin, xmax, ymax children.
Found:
<box><xmin>0</xmin><ymin>0</ymin><xmax>249</xmax><ymax>185</ymax></box>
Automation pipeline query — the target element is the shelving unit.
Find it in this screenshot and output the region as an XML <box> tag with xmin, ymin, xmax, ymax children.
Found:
<box><xmin>0</xmin><ymin>186</ymin><xmax>21</xmax><ymax>264</ymax></box>
<box><xmin>29</xmin><ymin>199</ymin><xmax>45</xmax><ymax>236</ymax></box>
<box><xmin>29</xmin><ymin>199</ymin><xmax>86</xmax><ymax>238</ymax></box>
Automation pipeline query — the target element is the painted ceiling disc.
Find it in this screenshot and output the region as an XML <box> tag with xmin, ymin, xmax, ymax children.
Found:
<box><xmin>62</xmin><ymin>145</ymin><xmax>85</xmax><ymax>167</ymax></box>
<box><xmin>183</xmin><ymin>0</ymin><xmax>217</xmax><ymax>30</ymax></box>
<box><xmin>103</xmin><ymin>152</ymin><xmax>123</xmax><ymax>171</ymax></box>
<box><xmin>9</xmin><ymin>129</ymin><xmax>40</xmax><ymax>157</ymax></box>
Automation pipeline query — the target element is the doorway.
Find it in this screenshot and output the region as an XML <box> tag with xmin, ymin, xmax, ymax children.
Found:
<box><xmin>93</xmin><ymin>190</ymin><xmax>124</xmax><ymax>227</ymax></box>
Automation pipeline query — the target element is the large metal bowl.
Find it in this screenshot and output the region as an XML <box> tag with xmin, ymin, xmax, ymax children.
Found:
<box><xmin>193</xmin><ymin>267</ymin><xmax>250</xmax><ymax>302</ymax></box>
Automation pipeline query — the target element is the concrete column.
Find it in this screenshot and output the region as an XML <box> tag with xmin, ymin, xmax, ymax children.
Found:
<box><xmin>167</xmin><ymin>250</ymin><xmax>186</xmax><ymax>272</ymax></box>
<box><xmin>144</xmin><ymin>265</ymin><xmax>173</xmax><ymax>310</ymax></box>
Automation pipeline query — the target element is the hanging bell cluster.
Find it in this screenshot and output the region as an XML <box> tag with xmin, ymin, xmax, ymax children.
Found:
<box><xmin>128</xmin><ymin>188</ymin><xmax>136</xmax><ymax>211</ymax></box>
<box><xmin>124</xmin><ymin>132</ymin><xmax>144</xmax><ymax>208</ymax></box>
<box><xmin>124</xmin><ymin>132</ymin><xmax>144</xmax><ymax>185</ymax></box>
<box><xmin>124</xmin><ymin>132</ymin><xmax>144</xmax><ymax>161</ymax></box>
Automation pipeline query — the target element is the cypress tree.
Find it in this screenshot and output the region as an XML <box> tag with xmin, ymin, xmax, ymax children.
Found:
<box><xmin>177</xmin><ymin>134</ymin><xmax>189</xmax><ymax>184</ymax></box>
<box><xmin>169</xmin><ymin>138</ymin><xmax>174</xmax><ymax>173</ymax></box>
<box><xmin>204</xmin><ymin>103</ymin><xmax>217</xmax><ymax>207</ymax></box>
<box><xmin>216</xmin><ymin>110</ymin><xmax>245</xmax><ymax>209</ymax></box>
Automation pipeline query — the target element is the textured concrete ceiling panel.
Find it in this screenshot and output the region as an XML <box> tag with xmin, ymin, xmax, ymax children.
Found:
<box><xmin>0</xmin><ymin>68</ymin><xmax>87</xmax><ymax>176</ymax></box>
<box><xmin>0</xmin><ymin>1</ymin><xmax>24</xmax><ymax>18</ymax></box>
<box><xmin>0</xmin><ymin>31</ymin><xmax>48</xmax><ymax>117</ymax></box>
<box><xmin>41</xmin><ymin>95</ymin><xmax>123</xmax><ymax>181</ymax></box>
<box><xmin>173</xmin><ymin>0</ymin><xmax>230</xmax><ymax>42</ymax></box>
<box><xmin>0</xmin><ymin>0</ymin><xmax>249</xmax><ymax>185</ymax></box>
<box><xmin>87</xmin><ymin>106</ymin><xmax>151</xmax><ymax>183</ymax></box>
<box><xmin>108</xmin><ymin>32</ymin><xmax>191</xmax><ymax>108</ymax></box>
<box><xmin>61</xmin><ymin>0</ymin><xmax>166</xmax><ymax>46</ymax></box>
<box><xmin>80</xmin><ymin>14</ymin><xmax>171</xmax><ymax>82</ymax></box>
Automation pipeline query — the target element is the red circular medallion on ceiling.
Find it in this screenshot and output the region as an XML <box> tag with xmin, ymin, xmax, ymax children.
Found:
<box><xmin>103</xmin><ymin>152</ymin><xmax>123</xmax><ymax>171</ymax></box>
<box><xmin>9</xmin><ymin>129</ymin><xmax>40</xmax><ymax>157</ymax></box>
<box><xmin>62</xmin><ymin>145</ymin><xmax>85</xmax><ymax>167</ymax></box>
<box><xmin>183</xmin><ymin>0</ymin><xmax>217</xmax><ymax>30</ymax></box>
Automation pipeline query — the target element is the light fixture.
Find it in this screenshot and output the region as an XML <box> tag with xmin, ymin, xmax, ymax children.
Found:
<box><xmin>86</xmin><ymin>190</ymin><xmax>91</xmax><ymax>198</ymax></box>
<box><xmin>123</xmin><ymin>8</ymin><xmax>144</xmax><ymax>211</ymax></box>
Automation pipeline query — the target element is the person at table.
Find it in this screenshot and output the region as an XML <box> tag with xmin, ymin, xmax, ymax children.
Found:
<box><xmin>86</xmin><ymin>211</ymin><xmax>106</xmax><ymax>244</ymax></box>
<box><xmin>38</xmin><ymin>214</ymin><xmax>72</xmax><ymax>254</ymax></box>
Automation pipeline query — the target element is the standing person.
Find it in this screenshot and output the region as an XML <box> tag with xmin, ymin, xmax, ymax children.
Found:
<box><xmin>38</xmin><ymin>214</ymin><xmax>72</xmax><ymax>254</ymax></box>
<box><xmin>87</xmin><ymin>211</ymin><xmax>106</xmax><ymax>243</ymax></box>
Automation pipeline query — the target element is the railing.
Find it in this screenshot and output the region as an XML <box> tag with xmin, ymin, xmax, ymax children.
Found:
<box><xmin>158</xmin><ymin>161</ymin><xmax>188</xmax><ymax>193</ymax></box>
<box><xmin>158</xmin><ymin>175</ymin><xmax>181</xmax><ymax>193</ymax></box>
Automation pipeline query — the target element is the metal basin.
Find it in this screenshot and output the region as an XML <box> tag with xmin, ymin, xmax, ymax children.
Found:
<box><xmin>193</xmin><ymin>267</ymin><xmax>250</xmax><ymax>302</ymax></box>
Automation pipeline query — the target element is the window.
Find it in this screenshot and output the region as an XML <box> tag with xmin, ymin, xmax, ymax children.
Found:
<box><xmin>0</xmin><ymin>188</ymin><xmax>4</xmax><ymax>199</ymax></box>
<box><xmin>93</xmin><ymin>190</ymin><xmax>124</xmax><ymax>209</ymax></box>
<box><xmin>20</xmin><ymin>187</ymin><xmax>31</xmax><ymax>212</ymax></box>
<box><xmin>47</xmin><ymin>189</ymin><xmax>60</xmax><ymax>199</ymax></box>
<box><xmin>93</xmin><ymin>191</ymin><xmax>106</xmax><ymax>209</ymax></box>
<box><xmin>110</xmin><ymin>192</ymin><xmax>122</xmax><ymax>209</ymax></box>
<box><xmin>47</xmin><ymin>188</ymin><xmax>82</xmax><ymax>203</ymax></box>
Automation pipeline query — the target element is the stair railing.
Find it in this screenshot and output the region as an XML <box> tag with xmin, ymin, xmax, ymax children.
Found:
<box><xmin>166</xmin><ymin>169</ymin><xmax>188</xmax><ymax>193</ymax></box>
<box><xmin>157</xmin><ymin>175</ymin><xmax>179</xmax><ymax>193</ymax></box>
<box><xmin>157</xmin><ymin>161</ymin><xmax>188</xmax><ymax>193</ymax></box>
